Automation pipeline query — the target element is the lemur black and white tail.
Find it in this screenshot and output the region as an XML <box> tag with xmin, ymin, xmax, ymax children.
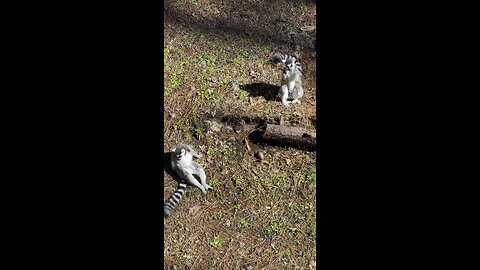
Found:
<box><xmin>164</xmin><ymin>181</ymin><xmax>187</xmax><ymax>217</ymax></box>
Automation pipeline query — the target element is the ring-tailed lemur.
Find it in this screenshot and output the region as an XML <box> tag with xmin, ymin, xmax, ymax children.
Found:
<box><xmin>164</xmin><ymin>144</ymin><xmax>213</xmax><ymax>217</ymax></box>
<box><xmin>272</xmin><ymin>53</ymin><xmax>304</xmax><ymax>106</ymax></box>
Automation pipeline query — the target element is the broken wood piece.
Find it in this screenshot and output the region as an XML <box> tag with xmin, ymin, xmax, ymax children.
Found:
<box><xmin>262</xmin><ymin>124</ymin><xmax>316</xmax><ymax>149</ymax></box>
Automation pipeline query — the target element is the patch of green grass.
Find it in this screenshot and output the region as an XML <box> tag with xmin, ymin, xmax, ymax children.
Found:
<box><xmin>235</xmin><ymin>92</ymin><xmax>248</xmax><ymax>101</ymax></box>
<box><xmin>180</xmin><ymin>60</ymin><xmax>189</xmax><ymax>67</ymax></box>
<box><xmin>170</xmin><ymin>74</ymin><xmax>180</xmax><ymax>87</ymax></box>
<box><xmin>234</xmin><ymin>204</ymin><xmax>241</xmax><ymax>211</ymax></box>
<box><xmin>239</xmin><ymin>66</ymin><xmax>246</xmax><ymax>74</ymax></box>
<box><xmin>164</xmin><ymin>87</ymin><xmax>170</xmax><ymax>95</ymax></box>
<box><xmin>231</xmin><ymin>57</ymin><xmax>241</xmax><ymax>66</ymax></box>
<box><xmin>197</xmin><ymin>90</ymin><xmax>220</xmax><ymax>103</ymax></box>
<box><xmin>210</xmin><ymin>237</ymin><xmax>226</xmax><ymax>248</ymax></box>
<box><xmin>267</xmin><ymin>221</ymin><xmax>286</xmax><ymax>235</ymax></box>
<box><xmin>241</xmin><ymin>49</ymin><xmax>254</xmax><ymax>58</ymax></box>
<box><xmin>300</xmin><ymin>4</ymin><xmax>308</xmax><ymax>12</ymax></box>
<box><xmin>308</xmin><ymin>220</ymin><xmax>316</xmax><ymax>237</ymax></box>
<box><xmin>177</xmin><ymin>48</ymin><xmax>185</xmax><ymax>58</ymax></box>
<box><xmin>210</xmin><ymin>179</ymin><xmax>220</xmax><ymax>188</ymax></box>
<box><xmin>197</xmin><ymin>54</ymin><xmax>214</xmax><ymax>65</ymax></box>
<box><xmin>217</xmin><ymin>77</ymin><xmax>228</xmax><ymax>87</ymax></box>
<box><xmin>274</xmin><ymin>174</ymin><xmax>288</xmax><ymax>186</ymax></box>
<box><xmin>260</xmin><ymin>59</ymin><xmax>269</xmax><ymax>65</ymax></box>
<box><xmin>305</xmin><ymin>169</ymin><xmax>316</xmax><ymax>183</ymax></box>
<box><xmin>234</xmin><ymin>178</ymin><xmax>242</xmax><ymax>187</ymax></box>
<box><xmin>206</xmin><ymin>147</ymin><xmax>216</xmax><ymax>156</ymax></box>
<box><xmin>238</xmin><ymin>218</ymin><xmax>250</xmax><ymax>228</ymax></box>
<box><xmin>196</xmin><ymin>68</ymin><xmax>210</xmax><ymax>86</ymax></box>
<box><xmin>164</xmin><ymin>47</ymin><xmax>169</xmax><ymax>57</ymax></box>
<box><xmin>223</xmin><ymin>144</ymin><xmax>237</xmax><ymax>155</ymax></box>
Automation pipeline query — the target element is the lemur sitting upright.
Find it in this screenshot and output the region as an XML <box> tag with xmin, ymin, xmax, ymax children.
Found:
<box><xmin>272</xmin><ymin>53</ymin><xmax>304</xmax><ymax>106</ymax></box>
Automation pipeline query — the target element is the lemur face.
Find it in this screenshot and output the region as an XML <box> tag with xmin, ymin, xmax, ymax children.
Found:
<box><xmin>285</xmin><ymin>58</ymin><xmax>296</xmax><ymax>71</ymax></box>
<box><xmin>175</xmin><ymin>148</ymin><xmax>187</xmax><ymax>160</ymax></box>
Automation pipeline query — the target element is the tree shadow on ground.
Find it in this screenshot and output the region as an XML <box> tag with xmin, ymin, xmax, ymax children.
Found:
<box><xmin>240</xmin><ymin>82</ymin><xmax>279</xmax><ymax>102</ymax></box>
<box><xmin>164</xmin><ymin>0</ymin><xmax>316</xmax><ymax>51</ymax></box>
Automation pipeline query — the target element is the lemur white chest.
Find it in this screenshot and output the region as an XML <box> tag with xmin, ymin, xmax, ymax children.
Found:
<box><xmin>285</xmin><ymin>70</ymin><xmax>297</xmax><ymax>92</ymax></box>
<box><xmin>177</xmin><ymin>154</ymin><xmax>193</xmax><ymax>170</ymax></box>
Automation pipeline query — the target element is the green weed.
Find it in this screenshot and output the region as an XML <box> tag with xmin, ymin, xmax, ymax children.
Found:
<box><xmin>170</xmin><ymin>74</ymin><xmax>180</xmax><ymax>87</ymax></box>
<box><xmin>241</xmin><ymin>49</ymin><xmax>254</xmax><ymax>58</ymax></box>
<box><xmin>198</xmin><ymin>90</ymin><xmax>220</xmax><ymax>103</ymax></box>
<box><xmin>300</xmin><ymin>4</ymin><xmax>308</xmax><ymax>12</ymax></box>
<box><xmin>223</xmin><ymin>144</ymin><xmax>237</xmax><ymax>155</ymax></box>
<box><xmin>235</xmin><ymin>92</ymin><xmax>248</xmax><ymax>101</ymax></box>
<box><xmin>231</xmin><ymin>57</ymin><xmax>241</xmax><ymax>65</ymax></box>
<box><xmin>210</xmin><ymin>237</ymin><xmax>225</xmax><ymax>248</ymax></box>
<box><xmin>238</xmin><ymin>218</ymin><xmax>250</xmax><ymax>228</ymax></box>
<box><xmin>206</xmin><ymin>147</ymin><xmax>216</xmax><ymax>156</ymax></box>
<box><xmin>267</xmin><ymin>221</ymin><xmax>286</xmax><ymax>235</ymax></box>
<box><xmin>210</xmin><ymin>179</ymin><xmax>220</xmax><ymax>188</ymax></box>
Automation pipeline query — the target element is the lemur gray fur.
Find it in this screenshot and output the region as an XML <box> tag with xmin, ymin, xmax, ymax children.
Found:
<box><xmin>164</xmin><ymin>144</ymin><xmax>212</xmax><ymax>217</ymax></box>
<box><xmin>272</xmin><ymin>53</ymin><xmax>304</xmax><ymax>106</ymax></box>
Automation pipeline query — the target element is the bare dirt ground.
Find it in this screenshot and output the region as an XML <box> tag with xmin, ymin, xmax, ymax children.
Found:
<box><xmin>164</xmin><ymin>1</ymin><xmax>316</xmax><ymax>269</ymax></box>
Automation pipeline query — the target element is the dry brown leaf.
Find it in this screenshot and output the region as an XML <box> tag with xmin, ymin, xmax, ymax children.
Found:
<box><xmin>188</xmin><ymin>205</ymin><xmax>201</xmax><ymax>215</ymax></box>
<box><xmin>300</xmin><ymin>26</ymin><xmax>316</xmax><ymax>32</ymax></box>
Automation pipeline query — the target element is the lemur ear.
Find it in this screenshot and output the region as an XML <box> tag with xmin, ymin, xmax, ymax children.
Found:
<box><xmin>171</xmin><ymin>148</ymin><xmax>176</xmax><ymax>152</ymax></box>
<box><xmin>271</xmin><ymin>53</ymin><xmax>284</xmax><ymax>65</ymax></box>
<box><xmin>293</xmin><ymin>52</ymin><xmax>301</xmax><ymax>61</ymax></box>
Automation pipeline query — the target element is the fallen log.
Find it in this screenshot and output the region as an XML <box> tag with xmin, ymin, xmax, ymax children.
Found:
<box><xmin>261</xmin><ymin>124</ymin><xmax>316</xmax><ymax>149</ymax></box>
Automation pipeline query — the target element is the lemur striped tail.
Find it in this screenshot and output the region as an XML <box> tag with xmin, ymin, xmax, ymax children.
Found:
<box><xmin>164</xmin><ymin>181</ymin><xmax>187</xmax><ymax>217</ymax></box>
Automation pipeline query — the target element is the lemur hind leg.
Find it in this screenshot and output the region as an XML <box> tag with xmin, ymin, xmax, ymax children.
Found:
<box><xmin>196</xmin><ymin>164</ymin><xmax>213</xmax><ymax>191</ymax></box>
<box><xmin>291</xmin><ymin>85</ymin><xmax>304</xmax><ymax>104</ymax></box>
<box><xmin>186</xmin><ymin>172</ymin><xmax>207</xmax><ymax>194</ymax></box>
<box><xmin>279</xmin><ymin>85</ymin><xmax>291</xmax><ymax>106</ymax></box>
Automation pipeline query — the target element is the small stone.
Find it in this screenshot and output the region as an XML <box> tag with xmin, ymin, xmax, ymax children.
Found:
<box><xmin>234</xmin><ymin>126</ymin><xmax>242</xmax><ymax>134</ymax></box>
<box><xmin>226</xmin><ymin>137</ymin><xmax>236</xmax><ymax>142</ymax></box>
<box><xmin>255</xmin><ymin>151</ymin><xmax>264</xmax><ymax>160</ymax></box>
